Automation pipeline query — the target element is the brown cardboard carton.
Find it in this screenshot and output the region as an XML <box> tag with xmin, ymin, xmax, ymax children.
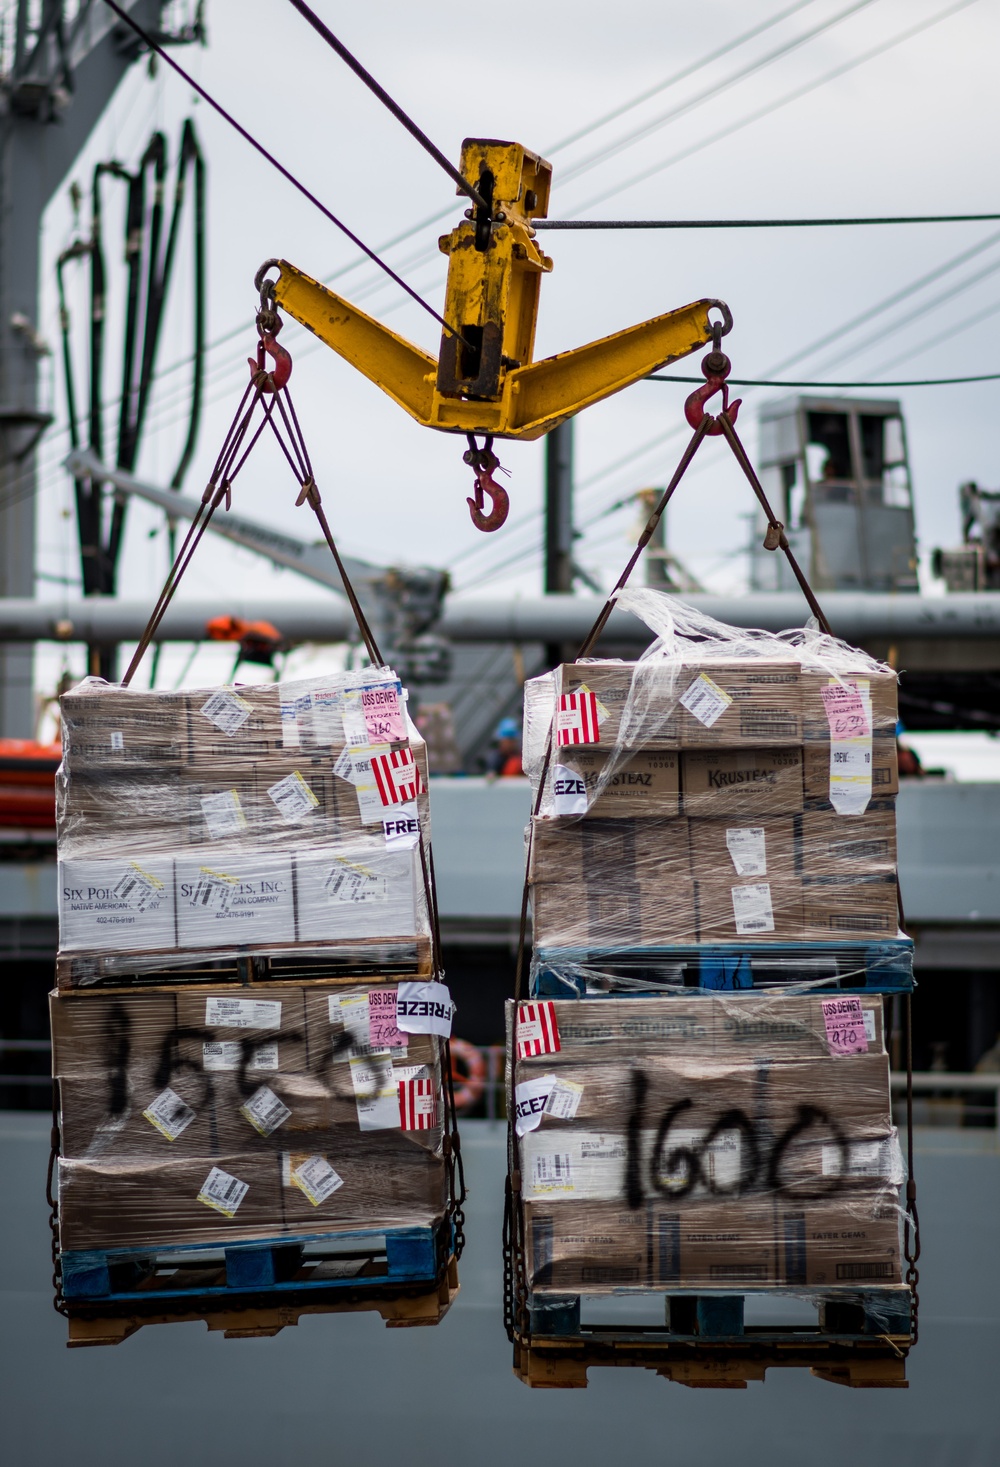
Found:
<box><xmin>688</xmin><ymin>816</ymin><xmax>797</xmax><ymax>884</ymax></box>
<box><xmin>277</xmin><ymin>1132</ymin><xmax>447</xmax><ymax>1232</ymax></box>
<box><xmin>797</xmin><ymin>804</ymin><xmax>897</xmax><ymax>877</ymax></box>
<box><xmin>803</xmin><ymin>736</ymin><xmax>899</xmax><ymax>805</ymax></box>
<box><xmin>682</xmin><ymin>748</ymin><xmax>804</xmax><ymax>817</ymax></box>
<box><xmin>531</xmin><ymin>877</ymin><xmax>698</xmax><ymax>949</ymax></box>
<box><xmin>801</xmin><ymin>668</ymin><xmax>898</xmax><ymax>741</ymax></box>
<box><xmin>529</xmin><ymin>816</ymin><xmax>690</xmax><ymax>886</ymax></box>
<box><xmin>184</xmin><ymin>684</ymin><xmax>283</xmax><ymax>766</ymax></box>
<box><xmin>695</xmin><ymin>877</ymin><xmax>804</xmax><ymax>943</ymax></box>
<box><xmin>801</xmin><ymin>876</ymin><xmax>900</xmax><ymax>938</ymax></box>
<box><xmin>56</xmin><ymin>767</ymin><xmax>185</xmax><ymax>855</ymax></box>
<box><xmin>675</xmin><ymin>661</ymin><xmax>801</xmax><ymax>747</ymax></box>
<box><xmin>553</xmin><ymin>748</ymin><xmax>680</xmax><ymax>818</ymax></box>
<box><xmin>526</xmin><ymin>1201</ymin><xmax>652</xmax><ymax>1290</ymax></box>
<box><xmin>556</xmin><ymin>662</ymin><xmax>679</xmax><ymax>748</ymax></box>
<box><xmin>777</xmin><ymin>1196</ymin><xmax>902</xmax><ymax>1285</ymax></box>
<box><xmin>60</xmin><ymin>685</ymin><xmax>189</xmax><ymax>771</ymax></box>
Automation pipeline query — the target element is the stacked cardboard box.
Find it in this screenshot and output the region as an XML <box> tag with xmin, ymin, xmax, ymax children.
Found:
<box><xmin>52</xmin><ymin>981</ymin><xmax>448</xmax><ymax>1249</ymax></box>
<box><xmin>526</xmin><ymin>651</ymin><xmax>900</xmax><ymax>949</ymax></box>
<box><xmin>514</xmin><ymin>605</ymin><xmax>905</xmax><ymax>1303</ymax></box>
<box><xmin>512</xmin><ymin>993</ymin><xmax>903</xmax><ymax>1293</ymax></box>
<box><xmin>56</xmin><ymin>669</ymin><xmax>432</xmax><ymax>980</ymax></box>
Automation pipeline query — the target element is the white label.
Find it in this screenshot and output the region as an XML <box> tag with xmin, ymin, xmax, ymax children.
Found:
<box><xmin>821</xmin><ymin>1136</ymin><xmax>902</xmax><ymax>1180</ymax></box>
<box><xmin>205</xmin><ymin>997</ymin><xmax>282</xmax><ymax>1030</ymax></box>
<box><xmin>197</xmin><ymin>1166</ymin><xmax>249</xmax><ymax>1217</ymax></box>
<box><xmin>112</xmin><ymin>863</ymin><xmax>165</xmax><ymax>913</ymax></box>
<box><xmin>267</xmin><ymin>770</ymin><xmax>320</xmax><ymax>823</ymax></box>
<box><xmin>200</xmin><ymin>789</ymin><xmax>248</xmax><ymax>839</ymax></box>
<box><xmin>731</xmin><ymin>882</ymin><xmax>775</xmax><ymax>934</ymax></box>
<box><xmin>864</xmin><ymin>1009</ymin><xmax>877</xmax><ymax>1044</ymax></box>
<box><xmin>515</xmin><ymin>1075</ymin><xmax>557</xmax><ymax>1136</ymax></box>
<box><xmin>310</xmin><ymin>687</ymin><xmax>342</xmax><ymax>744</ymax></box>
<box><xmin>350</xmin><ymin>1055</ymin><xmax>400</xmax><ymax>1130</ymax></box>
<box><xmin>383</xmin><ymin>801</ymin><xmax>420</xmax><ymax>849</ymax></box>
<box><xmin>545</xmin><ymin>1077</ymin><xmax>584</xmax><ymax>1121</ymax></box>
<box><xmin>396</xmin><ymin>981</ymin><xmax>455</xmax><ymax>1037</ymax></box>
<box><xmin>142</xmin><ymin>1087</ymin><xmax>195</xmax><ymax>1141</ymax></box>
<box><xmin>333</xmin><ymin>745</ymin><xmax>359</xmax><ymax>783</ymax></box>
<box><xmin>653</xmin><ymin>1128</ymin><xmax>742</xmax><ymax>1193</ymax></box>
<box><xmin>725</xmin><ymin>827</ymin><xmax>767</xmax><ymax>877</ymax></box>
<box><xmin>680</xmin><ymin>672</ymin><xmax>733</xmax><ymax>728</ymax></box>
<box><xmin>552</xmin><ymin>764</ymin><xmax>589</xmax><ymax>817</ymax></box>
<box><xmin>239</xmin><ymin>1085</ymin><xmax>292</xmax><ymax>1136</ymax></box>
<box><xmin>290</xmin><ymin>1154</ymin><xmax>344</xmax><ymax>1206</ymax></box>
<box><xmin>109</xmin><ymin>730</ymin><xmax>124</xmax><ymax>751</ymax></box>
<box><xmin>324</xmin><ymin>859</ymin><xmax>387</xmax><ymax>904</ymax></box>
<box><xmin>531</xmin><ymin>1152</ymin><xmax>573</xmax><ymax>1192</ymax></box>
<box><xmin>200</xmin><ymin>690</ymin><xmax>252</xmax><ymax>736</ymax></box>
<box><xmin>203</xmin><ymin>1041</ymin><xmax>279</xmax><ymax>1072</ymax></box>
<box><xmin>280</xmin><ymin>692</ymin><xmax>312</xmax><ymax>749</ymax></box>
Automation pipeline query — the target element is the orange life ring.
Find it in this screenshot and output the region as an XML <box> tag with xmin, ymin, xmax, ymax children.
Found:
<box><xmin>449</xmin><ymin>1039</ymin><xmax>486</xmax><ymax>1113</ymax></box>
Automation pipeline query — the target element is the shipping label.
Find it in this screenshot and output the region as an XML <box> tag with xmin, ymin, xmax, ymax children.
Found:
<box><xmin>199</xmin><ymin>789</ymin><xmax>248</xmax><ymax>839</ymax></box>
<box><xmin>822</xmin><ymin>996</ymin><xmax>869</xmax><ymax>1056</ymax></box>
<box><xmin>197</xmin><ymin>1166</ymin><xmax>249</xmax><ymax>1217</ymax></box>
<box><xmin>290</xmin><ymin>1154</ymin><xmax>344</xmax><ymax>1206</ymax></box>
<box><xmin>725</xmin><ymin>826</ymin><xmax>767</xmax><ymax>877</ymax></box>
<box><xmin>205</xmin><ymin>997</ymin><xmax>282</xmax><ymax>1029</ymax></box>
<box><xmin>200</xmin><ymin>690</ymin><xmax>253</xmax><ymax>737</ymax></box>
<box><xmin>680</xmin><ymin>672</ymin><xmax>734</xmax><ymax>728</ymax></box>
<box><xmin>239</xmin><ymin>1085</ymin><xmax>292</xmax><ymax>1137</ymax></box>
<box><xmin>730</xmin><ymin>882</ymin><xmax>775</xmax><ymax>935</ymax></box>
<box><xmin>142</xmin><ymin>1087</ymin><xmax>195</xmax><ymax>1141</ymax></box>
<box><xmin>266</xmin><ymin>770</ymin><xmax>320</xmax><ymax>823</ymax></box>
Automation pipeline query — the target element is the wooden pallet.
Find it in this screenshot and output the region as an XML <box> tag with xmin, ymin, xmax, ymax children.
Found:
<box><xmin>513</xmin><ymin>1286</ymin><xmax>912</xmax><ymax>1389</ymax></box>
<box><xmin>532</xmin><ymin>936</ymin><xmax>913</xmax><ymax>998</ymax></box>
<box><xmin>57</xmin><ymin>937</ymin><xmax>434</xmax><ymax>990</ymax></box>
<box><xmin>67</xmin><ymin>1257</ymin><xmax>459</xmax><ymax>1347</ymax></box>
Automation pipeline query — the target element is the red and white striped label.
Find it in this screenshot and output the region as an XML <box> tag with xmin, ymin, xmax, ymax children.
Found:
<box><xmin>516</xmin><ymin>1002</ymin><xmax>561</xmax><ymax>1059</ymax></box>
<box><xmin>556</xmin><ymin>690</ymin><xmax>600</xmax><ymax>746</ymax></box>
<box><xmin>398</xmin><ymin>1077</ymin><xmax>438</xmax><ymax>1130</ymax></box>
<box><xmin>371</xmin><ymin>748</ymin><xmax>425</xmax><ymax>806</ymax></box>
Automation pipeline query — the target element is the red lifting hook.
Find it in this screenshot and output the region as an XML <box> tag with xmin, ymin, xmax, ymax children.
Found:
<box><xmin>684</xmin><ymin>344</ymin><xmax>742</xmax><ymax>436</ymax></box>
<box><xmin>463</xmin><ymin>435</ymin><xmax>510</xmax><ymax>532</ymax></box>
<box><xmin>248</xmin><ymin>333</ymin><xmax>292</xmax><ymax>394</ymax></box>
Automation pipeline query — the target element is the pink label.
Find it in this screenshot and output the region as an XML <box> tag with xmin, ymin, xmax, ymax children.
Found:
<box><xmin>362</xmin><ymin>686</ymin><xmax>406</xmax><ymax>743</ymax></box>
<box><xmin>822</xmin><ymin>996</ymin><xmax>868</xmax><ymax>1056</ymax></box>
<box><xmin>368</xmin><ymin>989</ymin><xmax>405</xmax><ymax>1048</ymax></box>
<box><xmin>820</xmin><ymin>682</ymin><xmax>871</xmax><ymax>740</ymax></box>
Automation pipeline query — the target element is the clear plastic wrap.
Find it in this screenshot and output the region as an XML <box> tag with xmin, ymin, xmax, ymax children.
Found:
<box><xmin>509</xmin><ymin>992</ymin><xmax>904</xmax><ymax>1294</ymax></box>
<box><xmin>523</xmin><ymin>589</ymin><xmax>902</xmax><ymax>968</ymax></box>
<box><xmin>57</xmin><ymin>669</ymin><xmax>433</xmax><ymax>981</ymax></box>
<box><xmin>51</xmin><ymin>981</ymin><xmax>447</xmax><ymax>1249</ymax></box>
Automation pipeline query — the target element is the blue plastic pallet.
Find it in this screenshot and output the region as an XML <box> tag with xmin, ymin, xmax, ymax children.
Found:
<box><xmin>60</xmin><ymin>1218</ymin><xmax>452</xmax><ymax>1305</ymax></box>
<box><xmin>532</xmin><ymin>936</ymin><xmax>914</xmax><ymax>998</ymax></box>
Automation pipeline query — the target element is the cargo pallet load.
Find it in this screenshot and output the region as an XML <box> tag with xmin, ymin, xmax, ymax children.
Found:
<box><xmin>504</xmin><ymin>586</ymin><xmax>918</xmax><ymax>1390</ymax></box>
<box><xmin>49</xmin><ymin>664</ymin><xmax>464</xmax><ymax>1346</ymax></box>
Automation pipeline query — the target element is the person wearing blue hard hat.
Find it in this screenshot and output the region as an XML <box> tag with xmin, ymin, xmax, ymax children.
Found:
<box><xmin>487</xmin><ymin>717</ymin><xmax>523</xmax><ymax>778</ymax></box>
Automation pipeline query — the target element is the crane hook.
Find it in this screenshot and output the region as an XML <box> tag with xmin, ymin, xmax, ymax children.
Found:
<box><xmin>463</xmin><ymin>434</ymin><xmax>510</xmax><ymax>532</ymax></box>
<box><xmin>248</xmin><ymin>332</ymin><xmax>292</xmax><ymax>394</ymax></box>
<box><xmin>683</xmin><ymin>348</ymin><xmax>741</xmax><ymax>436</ymax></box>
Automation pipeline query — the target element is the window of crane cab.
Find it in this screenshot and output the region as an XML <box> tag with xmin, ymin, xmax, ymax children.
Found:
<box><xmin>805</xmin><ymin>411</ymin><xmax>854</xmax><ymax>501</ymax></box>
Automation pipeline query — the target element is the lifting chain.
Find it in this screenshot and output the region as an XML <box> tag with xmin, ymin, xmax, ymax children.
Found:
<box><xmin>503</xmin><ymin>311</ymin><xmax>919</xmax><ymax>1350</ymax></box>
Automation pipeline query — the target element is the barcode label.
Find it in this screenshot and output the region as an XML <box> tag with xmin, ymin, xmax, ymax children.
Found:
<box><xmin>200</xmin><ymin>690</ymin><xmax>252</xmax><ymax>736</ymax></box>
<box><xmin>267</xmin><ymin>770</ymin><xmax>320</xmax><ymax>823</ymax></box>
<box><xmin>531</xmin><ymin>1153</ymin><xmax>572</xmax><ymax>1190</ymax></box>
<box><xmin>680</xmin><ymin>672</ymin><xmax>733</xmax><ymax>728</ymax></box>
<box><xmin>725</xmin><ymin>827</ymin><xmax>767</xmax><ymax>877</ymax></box>
<box><xmin>109</xmin><ymin>730</ymin><xmax>124</xmax><ymax>751</ymax></box>
<box><xmin>188</xmin><ymin>868</ymin><xmax>237</xmax><ymax>913</ymax></box>
<box><xmin>197</xmin><ymin>1166</ymin><xmax>249</xmax><ymax>1217</ymax></box>
<box><xmin>112</xmin><ymin>863</ymin><xmax>164</xmax><ymax>912</ymax></box>
<box><xmin>324</xmin><ymin>859</ymin><xmax>386</xmax><ymax>903</ymax></box>
<box><xmin>199</xmin><ymin>789</ymin><xmax>248</xmax><ymax>839</ymax></box>
<box><xmin>289</xmin><ymin>1154</ymin><xmax>344</xmax><ymax>1206</ymax></box>
<box><xmin>730</xmin><ymin>882</ymin><xmax>775</xmax><ymax>934</ymax></box>
<box><xmin>239</xmin><ymin>1085</ymin><xmax>292</xmax><ymax>1137</ymax></box>
<box><xmin>205</xmin><ymin>997</ymin><xmax>281</xmax><ymax>1029</ymax></box>
<box><xmin>142</xmin><ymin>1087</ymin><xmax>195</xmax><ymax>1141</ymax></box>
<box><xmin>203</xmin><ymin>1041</ymin><xmax>279</xmax><ymax>1072</ymax></box>
<box><xmin>545</xmin><ymin>1077</ymin><xmax>584</xmax><ymax>1121</ymax></box>
<box><xmin>350</xmin><ymin>1055</ymin><xmax>400</xmax><ymax>1131</ymax></box>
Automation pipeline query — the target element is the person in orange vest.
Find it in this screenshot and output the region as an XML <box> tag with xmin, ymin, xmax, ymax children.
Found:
<box><xmin>487</xmin><ymin>717</ymin><xmax>523</xmax><ymax>778</ymax></box>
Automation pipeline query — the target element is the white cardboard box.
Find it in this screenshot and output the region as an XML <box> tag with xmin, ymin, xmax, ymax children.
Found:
<box><xmin>294</xmin><ymin>846</ymin><xmax>420</xmax><ymax>942</ymax></box>
<box><xmin>174</xmin><ymin>852</ymin><xmax>296</xmax><ymax>949</ymax></box>
<box><xmin>58</xmin><ymin>857</ymin><xmax>177</xmax><ymax>953</ymax></box>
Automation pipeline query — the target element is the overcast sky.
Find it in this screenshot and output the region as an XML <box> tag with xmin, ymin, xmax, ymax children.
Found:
<box><xmin>31</xmin><ymin>0</ymin><xmax>1000</xmax><ymax>635</ymax></box>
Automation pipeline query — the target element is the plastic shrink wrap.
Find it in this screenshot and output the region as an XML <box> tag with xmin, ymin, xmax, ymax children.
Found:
<box><xmin>509</xmin><ymin>993</ymin><xmax>904</xmax><ymax>1294</ymax></box>
<box><xmin>51</xmin><ymin>981</ymin><xmax>447</xmax><ymax>1249</ymax></box>
<box><xmin>522</xmin><ymin>588</ymin><xmax>902</xmax><ymax>967</ymax></box>
<box><xmin>56</xmin><ymin>668</ymin><xmax>432</xmax><ymax>982</ymax></box>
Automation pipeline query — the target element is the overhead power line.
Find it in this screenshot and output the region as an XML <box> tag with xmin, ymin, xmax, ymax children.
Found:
<box><xmin>536</xmin><ymin>213</ymin><xmax>1000</xmax><ymax>230</ymax></box>
<box><xmin>649</xmin><ymin>371</ymin><xmax>1000</xmax><ymax>387</ymax></box>
<box><xmin>101</xmin><ymin>0</ymin><xmax>463</xmax><ymax>342</ymax></box>
<box><xmin>283</xmin><ymin>0</ymin><xmax>487</xmax><ymax>211</ymax></box>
